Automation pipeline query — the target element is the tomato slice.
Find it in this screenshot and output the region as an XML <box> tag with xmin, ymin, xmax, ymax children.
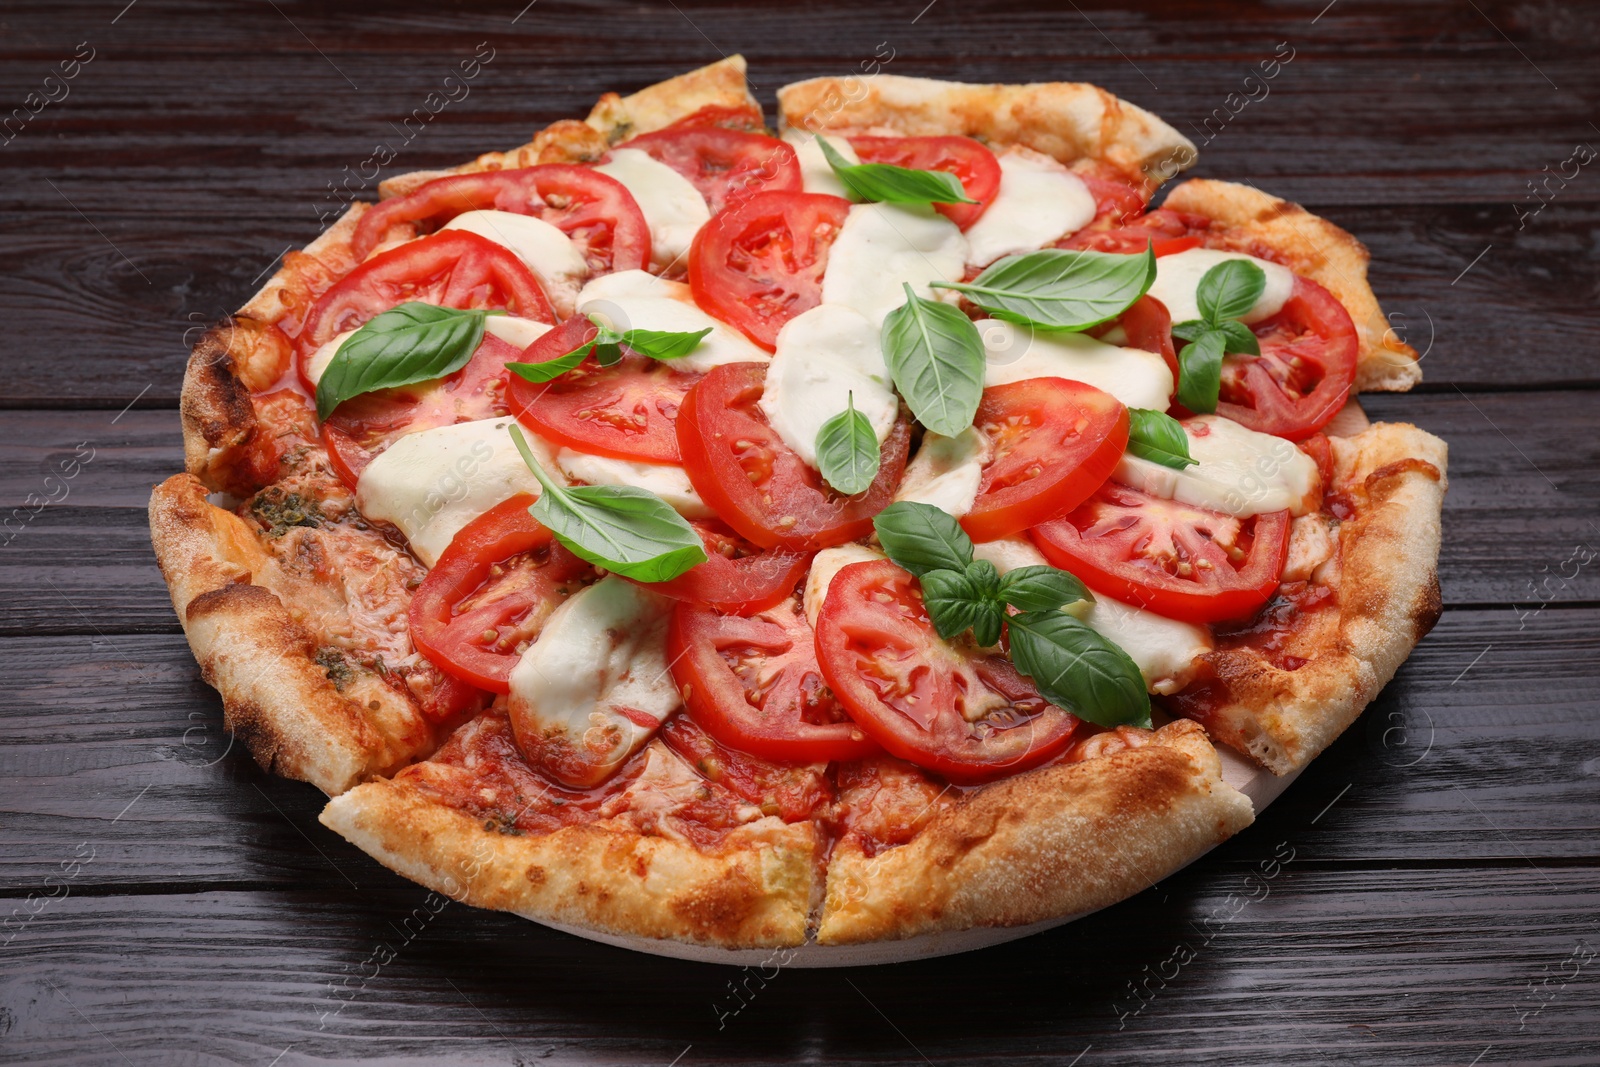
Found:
<box><xmin>688</xmin><ymin>191</ymin><xmax>851</xmax><ymax>350</ymax></box>
<box><xmin>847</xmin><ymin>135</ymin><xmax>1001</xmax><ymax>230</ymax></box>
<box><xmin>1074</xmin><ymin>165</ymin><xmax>1152</xmax><ymax>228</ymax></box>
<box><xmin>621</xmin><ymin>126</ymin><xmax>801</xmax><ymax>215</ymax></box>
<box><xmin>814</xmin><ymin>559</ymin><xmax>1079</xmax><ymax>782</ymax></box>
<box><xmin>408</xmin><ymin>494</ymin><xmax>594</xmax><ymax>693</ymax></box>
<box><xmin>662</xmin><ymin>101</ymin><xmax>768</xmax><ymax>133</ymax></box>
<box><xmin>641</xmin><ymin>521</ymin><xmax>810</xmax><ymax>615</ymax></box>
<box><xmin>1107</xmin><ymin>293</ymin><xmax>1180</xmax><ymax>381</ymax></box>
<box><xmin>961</xmin><ymin>378</ymin><xmax>1128</xmax><ymax>543</ymax></box>
<box><xmin>505</xmin><ymin>315</ymin><xmax>698</xmax><ymax>463</ymax></box>
<box><xmin>1031</xmin><ymin>482</ymin><xmax>1292</xmax><ymax>624</ymax></box>
<box><xmin>1057</xmin><ymin>207</ymin><xmax>1208</xmax><ymax>256</ymax></box>
<box><xmin>348</xmin><ymin>165</ymin><xmax>651</xmax><ymax>274</ymax></box>
<box><xmin>676</xmin><ymin>361</ymin><xmax>911</xmax><ymax>551</ymax></box>
<box><xmin>668</xmin><ymin>595</ymin><xmax>880</xmax><ymax>763</ymax></box>
<box><xmin>659</xmin><ymin>714</ymin><xmax>833</xmax><ymax>822</ymax></box>
<box><xmin>1215</xmin><ymin>275</ymin><xmax>1358</xmax><ymax>441</ymax></box>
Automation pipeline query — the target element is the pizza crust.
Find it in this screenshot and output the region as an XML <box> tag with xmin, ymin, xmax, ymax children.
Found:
<box><xmin>1161</xmin><ymin>178</ymin><xmax>1422</xmax><ymax>393</ymax></box>
<box><xmin>818</xmin><ymin>720</ymin><xmax>1253</xmax><ymax>945</ymax></box>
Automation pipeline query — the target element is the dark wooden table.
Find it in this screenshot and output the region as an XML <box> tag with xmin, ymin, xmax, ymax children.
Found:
<box><xmin>4</xmin><ymin>1</ymin><xmax>1598</xmax><ymax>1063</ymax></box>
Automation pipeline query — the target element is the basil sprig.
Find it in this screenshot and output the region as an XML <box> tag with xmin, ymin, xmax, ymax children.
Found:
<box><xmin>817</xmin><ymin>137</ymin><xmax>977</xmax><ymax>206</ymax></box>
<box><xmin>932</xmin><ymin>246</ymin><xmax>1156</xmax><ymax>332</ymax></box>
<box><xmin>1007</xmin><ymin>611</ymin><xmax>1152</xmax><ymax>729</ymax></box>
<box><xmin>316</xmin><ymin>302</ymin><xmax>492</xmax><ymax>421</ymax></box>
<box><xmin>1170</xmin><ymin>259</ymin><xmax>1265</xmax><ymax>414</ymax></box>
<box><xmin>815</xmin><ymin>392</ymin><xmax>881</xmax><ymax>495</ymax></box>
<box><xmin>508</xmin><ymin>425</ymin><xmax>706</xmax><ymax>582</ymax></box>
<box><xmin>507</xmin><ymin>315</ymin><xmax>712</xmax><ymax>385</ymax></box>
<box><xmin>1126</xmin><ymin>408</ymin><xmax>1197</xmax><ymax>471</ymax></box>
<box><xmin>881</xmin><ymin>283</ymin><xmax>986</xmax><ymax>437</ymax></box>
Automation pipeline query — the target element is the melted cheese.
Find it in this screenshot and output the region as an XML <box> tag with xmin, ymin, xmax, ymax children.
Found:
<box><xmin>759</xmin><ymin>303</ymin><xmax>898</xmax><ymax>468</ymax></box>
<box><xmin>820</xmin><ymin>203</ymin><xmax>968</xmax><ymax>326</ymax></box>
<box><xmin>554</xmin><ymin>448</ymin><xmax>713</xmax><ymax>520</ymax></box>
<box><xmin>483</xmin><ymin>316</ymin><xmax>552</xmax><ymax>351</ymax></box>
<box><xmin>963</xmin><ymin>147</ymin><xmax>1097</xmax><ymax>266</ymax></box>
<box><xmin>784</xmin><ymin>130</ymin><xmax>859</xmax><ymax>198</ymax></box>
<box><xmin>1115</xmin><ymin>414</ymin><xmax>1320</xmax><ymax>517</ymax></box>
<box><xmin>895</xmin><ymin>427</ymin><xmax>992</xmax><ymax>518</ymax></box>
<box><xmin>978</xmin><ymin>318</ymin><xmax>1174</xmax><ymax>410</ymax></box>
<box><xmin>441</xmin><ymin>210</ymin><xmax>587</xmax><ymax>317</ymax></box>
<box><xmin>1146</xmin><ymin>247</ymin><xmax>1295</xmax><ymax>325</ymax></box>
<box><xmin>594</xmin><ymin>148</ymin><xmax>710</xmax><ymax>272</ymax></box>
<box><xmin>574</xmin><ymin>270</ymin><xmax>769</xmax><ymax>374</ymax></box>
<box><xmin>304</xmin><ymin>329</ymin><xmax>357</xmax><ymax>387</ymax></box>
<box><xmin>803</xmin><ymin>544</ymin><xmax>884</xmax><ymax>628</ymax></box>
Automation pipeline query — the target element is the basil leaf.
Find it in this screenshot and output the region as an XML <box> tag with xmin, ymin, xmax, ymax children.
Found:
<box><xmin>1176</xmin><ymin>329</ymin><xmax>1225</xmax><ymax>415</ymax></box>
<box><xmin>872</xmin><ymin>501</ymin><xmax>973</xmax><ymax>577</ymax></box>
<box><xmin>507</xmin><ymin>342</ymin><xmax>594</xmax><ymax>384</ymax></box>
<box><xmin>881</xmin><ymin>283</ymin><xmax>986</xmax><ymax>437</ymax></box>
<box><xmin>969</xmin><ymin>600</ymin><xmax>1005</xmax><ymax>648</ymax></box>
<box><xmin>315</xmin><ymin>302</ymin><xmax>488</xmax><ymax>421</ymax></box>
<box><xmin>918</xmin><ymin>568</ymin><xmax>987</xmax><ymax>640</ymax></box>
<box><xmin>815</xmin><ymin>392</ymin><xmax>881</xmax><ymax>495</ymax></box>
<box><xmin>506</xmin><ymin>319</ymin><xmax>708</xmax><ymax>387</ymax></box>
<box><xmin>817</xmin><ymin>137</ymin><xmax>977</xmax><ymax>205</ymax></box>
<box><xmin>613</xmin><ymin>325</ymin><xmax>713</xmax><ymax>361</ymax></box>
<box><xmin>1126</xmin><ymin>408</ymin><xmax>1197</xmax><ymax>471</ymax></box>
<box><xmin>965</xmin><ymin>558</ymin><xmax>1001</xmax><ymax>601</ymax></box>
<box><xmin>1006</xmin><ymin>610</ymin><xmax>1151</xmax><ymax>729</ymax></box>
<box><xmin>1196</xmin><ymin>259</ymin><xmax>1266</xmax><ymax>324</ymax></box>
<box><xmin>933</xmin><ymin>247</ymin><xmax>1156</xmax><ymax>332</ymax></box>
<box><xmin>998</xmin><ymin>565</ymin><xmax>1093</xmax><ymax>613</ymax></box>
<box><xmin>508</xmin><ymin>425</ymin><xmax>707</xmax><ymax>583</ymax></box>
<box><xmin>1215</xmin><ymin>318</ymin><xmax>1261</xmax><ymax>358</ymax></box>
<box><xmin>1170</xmin><ymin>318</ymin><xmax>1209</xmax><ymax>344</ymax></box>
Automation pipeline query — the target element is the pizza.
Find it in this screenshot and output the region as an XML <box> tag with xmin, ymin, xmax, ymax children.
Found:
<box><xmin>148</xmin><ymin>56</ymin><xmax>1446</xmax><ymax>952</ymax></box>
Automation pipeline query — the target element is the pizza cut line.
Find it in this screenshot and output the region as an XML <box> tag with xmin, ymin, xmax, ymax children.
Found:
<box><xmin>149</xmin><ymin>56</ymin><xmax>1446</xmax><ymax>950</ymax></box>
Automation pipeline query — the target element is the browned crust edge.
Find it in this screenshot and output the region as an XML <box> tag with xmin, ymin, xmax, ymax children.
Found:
<box><xmin>1162</xmin><ymin>178</ymin><xmax>1422</xmax><ymax>393</ymax></box>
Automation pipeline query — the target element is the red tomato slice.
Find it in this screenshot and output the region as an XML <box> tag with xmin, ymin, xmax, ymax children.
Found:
<box><xmin>688</xmin><ymin>191</ymin><xmax>851</xmax><ymax>350</ymax></box>
<box><xmin>1074</xmin><ymin>165</ymin><xmax>1152</xmax><ymax>228</ymax></box>
<box><xmin>622</xmin><ymin>127</ymin><xmax>801</xmax><ymax>215</ymax></box>
<box><xmin>814</xmin><ymin>559</ymin><xmax>1080</xmax><ymax>782</ymax></box>
<box><xmin>505</xmin><ymin>315</ymin><xmax>698</xmax><ymax>463</ymax></box>
<box><xmin>676</xmin><ymin>361</ymin><xmax>911</xmax><ymax>551</ymax></box>
<box><xmin>1057</xmin><ymin>207</ymin><xmax>1209</xmax><ymax>256</ymax></box>
<box><xmin>408</xmin><ymin>494</ymin><xmax>594</xmax><ymax>693</ymax></box>
<box><xmin>658</xmin><ymin>714</ymin><xmax>834</xmax><ymax>822</ymax></box>
<box><xmin>847</xmin><ymin>135</ymin><xmax>1001</xmax><ymax>230</ymax></box>
<box><xmin>348</xmin><ymin>165</ymin><xmax>651</xmax><ymax>274</ymax></box>
<box><xmin>1031</xmin><ymin>482</ymin><xmax>1292</xmax><ymax>624</ymax></box>
<box><xmin>640</xmin><ymin>521</ymin><xmax>810</xmax><ymax>615</ymax></box>
<box><xmin>1216</xmin><ymin>275</ymin><xmax>1358</xmax><ymax>441</ymax></box>
<box><xmin>1107</xmin><ymin>293</ymin><xmax>1180</xmax><ymax>381</ymax></box>
<box><xmin>961</xmin><ymin>378</ymin><xmax>1129</xmax><ymax>543</ymax></box>
<box><xmin>662</xmin><ymin>102</ymin><xmax>768</xmax><ymax>132</ymax></box>
<box><xmin>668</xmin><ymin>595</ymin><xmax>881</xmax><ymax>763</ymax></box>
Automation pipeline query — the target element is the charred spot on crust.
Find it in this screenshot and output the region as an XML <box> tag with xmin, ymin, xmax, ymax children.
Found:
<box><xmin>249</xmin><ymin>487</ymin><xmax>326</xmax><ymax>537</ymax></box>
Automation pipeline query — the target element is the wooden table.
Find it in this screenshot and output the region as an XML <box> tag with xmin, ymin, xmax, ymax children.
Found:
<box><xmin>3</xmin><ymin>1</ymin><xmax>1597</xmax><ymax>1062</ymax></box>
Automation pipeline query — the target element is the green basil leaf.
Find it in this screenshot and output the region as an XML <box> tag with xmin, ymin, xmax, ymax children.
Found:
<box><xmin>1196</xmin><ymin>259</ymin><xmax>1266</xmax><ymax>325</ymax></box>
<box><xmin>1176</xmin><ymin>329</ymin><xmax>1225</xmax><ymax>415</ymax></box>
<box><xmin>506</xmin><ymin>320</ymin><xmax>709</xmax><ymax>387</ymax></box>
<box><xmin>872</xmin><ymin>501</ymin><xmax>974</xmax><ymax>578</ymax></box>
<box><xmin>965</xmin><ymin>558</ymin><xmax>1001</xmax><ymax>601</ymax></box>
<box><xmin>1126</xmin><ymin>407</ymin><xmax>1197</xmax><ymax>470</ymax></box>
<box><xmin>1215</xmin><ymin>318</ymin><xmax>1261</xmax><ymax>358</ymax></box>
<box><xmin>969</xmin><ymin>601</ymin><xmax>1005</xmax><ymax>648</ymax></box>
<box><xmin>881</xmin><ymin>283</ymin><xmax>987</xmax><ymax>437</ymax></box>
<box><xmin>1006</xmin><ymin>610</ymin><xmax>1152</xmax><ymax>729</ymax></box>
<box><xmin>815</xmin><ymin>392</ymin><xmax>881</xmax><ymax>495</ymax></box>
<box><xmin>918</xmin><ymin>567</ymin><xmax>987</xmax><ymax>640</ymax></box>
<box><xmin>315</xmin><ymin>302</ymin><xmax>488</xmax><ymax>421</ymax></box>
<box><xmin>614</xmin><ymin>325</ymin><xmax>713</xmax><ymax>361</ymax></box>
<box><xmin>998</xmin><ymin>565</ymin><xmax>1093</xmax><ymax>613</ymax></box>
<box><xmin>933</xmin><ymin>247</ymin><xmax>1156</xmax><ymax>332</ymax></box>
<box><xmin>1170</xmin><ymin>318</ymin><xmax>1209</xmax><ymax>343</ymax></box>
<box><xmin>507</xmin><ymin>342</ymin><xmax>595</xmax><ymax>384</ymax></box>
<box><xmin>508</xmin><ymin>425</ymin><xmax>707</xmax><ymax>583</ymax></box>
<box><xmin>817</xmin><ymin>136</ymin><xmax>978</xmax><ymax>205</ymax></box>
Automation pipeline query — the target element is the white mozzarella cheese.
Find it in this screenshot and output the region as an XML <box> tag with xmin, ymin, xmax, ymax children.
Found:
<box><xmin>574</xmin><ymin>270</ymin><xmax>769</xmax><ymax>373</ymax></box>
<box><xmin>978</xmin><ymin>318</ymin><xmax>1174</xmax><ymax>410</ymax></box>
<box><xmin>803</xmin><ymin>544</ymin><xmax>884</xmax><ymax>628</ymax></box>
<box><xmin>783</xmin><ymin>130</ymin><xmax>860</xmax><ymax>198</ymax></box>
<box><xmin>1146</xmin><ymin>247</ymin><xmax>1295</xmax><ymax>326</ymax></box>
<box><xmin>442</xmin><ymin>210</ymin><xmax>588</xmax><ymax>317</ymax></box>
<box><xmin>758</xmin><ymin>303</ymin><xmax>898</xmax><ymax>468</ymax></box>
<box><xmin>962</xmin><ymin>147</ymin><xmax>1097</xmax><ymax>266</ymax></box>
<box><xmin>895</xmin><ymin>427</ymin><xmax>992</xmax><ymax>518</ymax></box>
<box><xmin>820</xmin><ymin>203</ymin><xmax>968</xmax><ymax>326</ymax></box>
<box><xmin>554</xmin><ymin>448</ymin><xmax>714</xmax><ymax>520</ymax></box>
<box><xmin>354</xmin><ymin>417</ymin><xmax>561</xmax><ymax>568</ymax></box>
<box><xmin>970</xmin><ymin>537</ymin><xmax>1212</xmax><ymax>695</ymax></box>
<box><xmin>1115</xmin><ymin>413</ymin><xmax>1320</xmax><ymax>517</ymax></box>
<box><xmin>594</xmin><ymin>148</ymin><xmax>710</xmax><ymax>272</ymax></box>
<box><xmin>507</xmin><ymin>576</ymin><xmax>680</xmax><ymax>788</ymax></box>
<box><xmin>483</xmin><ymin>316</ymin><xmax>552</xmax><ymax>351</ymax></box>
<box><xmin>304</xmin><ymin>328</ymin><xmax>357</xmax><ymax>388</ymax></box>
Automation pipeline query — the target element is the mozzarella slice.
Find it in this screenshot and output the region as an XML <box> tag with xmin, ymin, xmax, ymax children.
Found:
<box><xmin>1115</xmin><ymin>413</ymin><xmax>1320</xmax><ymax>517</ymax></box>
<box><xmin>304</xmin><ymin>329</ymin><xmax>357</xmax><ymax>388</ymax></box>
<box><xmin>442</xmin><ymin>210</ymin><xmax>587</xmax><ymax>317</ymax></box>
<box><xmin>354</xmin><ymin>417</ymin><xmax>561</xmax><ymax>568</ymax></box>
<box><xmin>978</xmin><ymin>318</ymin><xmax>1174</xmax><ymax>410</ymax></box>
<box><xmin>483</xmin><ymin>316</ymin><xmax>552</xmax><ymax>351</ymax></box>
<box><xmin>507</xmin><ymin>576</ymin><xmax>680</xmax><ymax>788</ymax></box>
<box><xmin>784</xmin><ymin>130</ymin><xmax>859</xmax><ymax>198</ymax></box>
<box><xmin>803</xmin><ymin>544</ymin><xmax>884</xmax><ymax>628</ymax></box>
<box><xmin>574</xmin><ymin>270</ymin><xmax>769</xmax><ymax>374</ymax></box>
<box><xmin>594</xmin><ymin>148</ymin><xmax>710</xmax><ymax>272</ymax></box>
<box><xmin>821</xmin><ymin>203</ymin><xmax>968</xmax><ymax>326</ymax></box>
<box><xmin>895</xmin><ymin>427</ymin><xmax>992</xmax><ymax>518</ymax></box>
<box><xmin>554</xmin><ymin>448</ymin><xmax>714</xmax><ymax>520</ymax></box>
<box><xmin>759</xmin><ymin>303</ymin><xmax>898</xmax><ymax>468</ymax></box>
<box><xmin>970</xmin><ymin>537</ymin><xmax>1212</xmax><ymax>695</ymax></box>
<box><xmin>1146</xmin><ymin>247</ymin><xmax>1295</xmax><ymax>326</ymax></box>
<box><xmin>963</xmin><ymin>148</ymin><xmax>1097</xmax><ymax>266</ymax></box>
